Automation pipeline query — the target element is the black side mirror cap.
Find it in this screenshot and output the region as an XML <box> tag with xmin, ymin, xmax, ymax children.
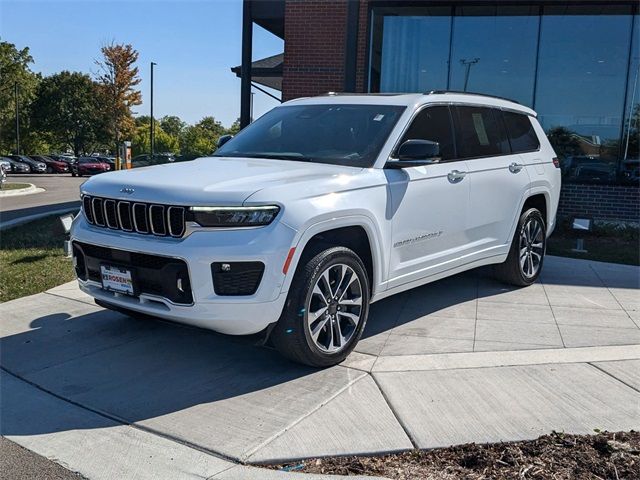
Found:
<box><xmin>217</xmin><ymin>135</ymin><xmax>233</xmax><ymax>149</ymax></box>
<box><xmin>397</xmin><ymin>139</ymin><xmax>440</xmax><ymax>160</ymax></box>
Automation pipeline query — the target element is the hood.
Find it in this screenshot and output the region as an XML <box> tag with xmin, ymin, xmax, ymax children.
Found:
<box><xmin>80</xmin><ymin>156</ymin><xmax>364</xmax><ymax>205</ymax></box>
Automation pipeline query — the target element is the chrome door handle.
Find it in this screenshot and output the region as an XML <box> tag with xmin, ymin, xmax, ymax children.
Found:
<box><xmin>509</xmin><ymin>162</ymin><xmax>524</xmax><ymax>173</ymax></box>
<box><xmin>447</xmin><ymin>170</ymin><xmax>467</xmax><ymax>183</ymax></box>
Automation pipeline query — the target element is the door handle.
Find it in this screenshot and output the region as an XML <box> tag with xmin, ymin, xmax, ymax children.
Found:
<box><xmin>509</xmin><ymin>162</ymin><xmax>524</xmax><ymax>173</ymax></box>
<box><xmin>447</xmin><ymin>170</ymin><xmax>467</xmax><ymax>183</ymax></box>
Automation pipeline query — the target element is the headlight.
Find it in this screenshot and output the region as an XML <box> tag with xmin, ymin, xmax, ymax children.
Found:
<box><xmin>189</xmin><ymin>206</ymin><xmax>280</xmax><ymax>227</ymax></box>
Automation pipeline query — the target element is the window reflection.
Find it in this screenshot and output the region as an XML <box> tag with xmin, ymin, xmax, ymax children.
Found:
<box><xmin>371</xmin><ymin>4</ymin><xmax>638</xmax><ymax>185</ymax></box>
<box><xmin>379</xmin><ymin>10</ymin><xmax>451</xmax><ymax>92</ymax></box>
<box><xmin>535</xmin><ymin>6</ymin><xmax>633</xmax><ymax>184</ymax></box>
<box><xmin>449</xmin><ymin>6</ymin><xmax>539</xmax><ymax>105</ymax></box>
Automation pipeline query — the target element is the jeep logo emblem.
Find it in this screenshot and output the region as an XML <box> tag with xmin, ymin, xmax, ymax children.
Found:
<box><xmin>120</xmin><ymin>187</ymin><xmax>135</xmax><ymax>194</ymax></box>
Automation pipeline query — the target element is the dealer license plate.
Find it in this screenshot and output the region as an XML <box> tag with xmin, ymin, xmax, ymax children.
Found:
<box><xmin>100</xmin><ymin>264</ymin><xmax>134</xmax><ymax>295</ymax></box>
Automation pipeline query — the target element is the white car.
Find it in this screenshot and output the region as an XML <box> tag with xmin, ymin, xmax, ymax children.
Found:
<box><xmin>71</xmin><ymin>92</ymin><xmax>561</xmax><ymax>366</ymax></box>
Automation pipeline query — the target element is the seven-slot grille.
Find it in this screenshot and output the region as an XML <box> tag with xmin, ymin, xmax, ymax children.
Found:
<box><xmin>82</xmin><ymin>195</ymin><xmax>185</xmax><ymax>237</ymax></box>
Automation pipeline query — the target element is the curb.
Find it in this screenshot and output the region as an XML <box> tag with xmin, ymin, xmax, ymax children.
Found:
<box><xmin>0</xmin><ymin>184</ymin><xmax>44</xmax><ymax>197</ymax></box>
<box><xmin>0</xmin><ymin>207</ymin><xmax>80</xmax><ymax>231</ymax></box>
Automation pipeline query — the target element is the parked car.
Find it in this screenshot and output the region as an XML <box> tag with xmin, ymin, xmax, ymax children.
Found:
<box><xmin>1</xmin><ymin>157</ymin><xmax>31</xmax><ymax>173</ymax></box>
<box><xmin>30</xmin><ymin>155</ymin><xmax>70</xmax><ymax>174</ymax></box>
<box><xmin>95</xmin><ymin>156</ymin><xmax>116</xmax><ymax>170</ymax></box>
<box><xmin>71</xmin><ymin>157</ymin><xmax>110</xmax><ymax>177</ymax></box>
<box><xmin>71</xmin><ymin>92</ymin><xmax>561</xmax><ymax>367</ymax></box>
<box><xmin>131</xmin><ymin>153</ymin><xmax>176</xmax><ymax>168</ymax></box>
<box><xmin>48</xmin><ymin>154</ymin><xmax>76</xmax><ymax>164</ymax></box>
<box><xmin>0</xmin><ymin>157</ymin><xmax>12</xmax><ymax>173</ymax></box>
<box><xmin>8</xmin><ymin>155</ymin><xmax>46</xmax><ymax>173</ymax></box>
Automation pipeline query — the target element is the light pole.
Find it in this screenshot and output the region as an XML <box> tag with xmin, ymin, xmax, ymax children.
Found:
<box><xmin>150</xmin><ymin>61</ymin><xmax>157</xmax><ymax>157</ymax></box>
<box><xmin>460</xmin><ymin>58</ymin><xmax>480</xmax><ymax>92</ymax></box>
<box><xmin>14</xmin><ymin>82</ymin><xmax>20</xmax><ymax>155</ymax></box>
<box><xmin>250</xmin><ymin>91</ymin><xmax>255</xmax><ymax>123</ymax></box>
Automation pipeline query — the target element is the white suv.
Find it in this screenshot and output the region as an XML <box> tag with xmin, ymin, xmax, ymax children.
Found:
<box><xmin>71</xmin><ymin>92</ymin><xmax>561</xmax><ymax>366</ymax></box>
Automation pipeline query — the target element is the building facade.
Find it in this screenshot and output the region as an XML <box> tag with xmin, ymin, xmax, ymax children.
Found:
<box><xmin>241</xmin><ymin>0</ymin><xmax>639</xmax><ymax>223</ymax></box>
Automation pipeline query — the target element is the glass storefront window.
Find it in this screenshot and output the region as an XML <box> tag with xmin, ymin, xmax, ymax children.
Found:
<box><xmin>371</xmin><ymin>3</ymin><xmax>638</xmax><ymax>185</ymax></box>
<box><xmin>449</xmin><ymin>6</ymin><xmax>539</xmax><ymax>105</ymax></box>
<box><xmin>621</xmin><ymin>15</ymin><xmax>639</xmax><ymax>184</ymax></box>
<box><xmin>370</xmin><ymin>7</ymin><xmax>451</xmax><ymax>93</ymax></box>
<box><xmin>535</xmin><ymin>5</ymin><xmax>633</xmax><ymax>184</ymax></box>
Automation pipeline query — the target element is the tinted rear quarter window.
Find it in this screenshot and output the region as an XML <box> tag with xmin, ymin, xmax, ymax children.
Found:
<box><xmin>502</xmin><ymin>111</ymin><xmax>540</xmax><ymax>153</ymax></box>
<box><xmin>453</xmin><ymin>106</ymin><xmax>510</xmax><ymax>159</ymax></box>
<box><xmin>399</xmin><ymin>105</ymin><xmax>456</xmax><ymax>161</ymax></box>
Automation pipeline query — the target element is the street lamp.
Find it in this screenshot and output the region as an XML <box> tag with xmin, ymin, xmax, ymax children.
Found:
<box><xmin>14</xmin><ymin>82</ymin><xmax>20</xmax><ymax>155</ymax></box>
<box><xmin>460</xmin><ymin>58</ymin><xmax>480</xmax><ymax>92</ymax></box>
<box><xmin>150</xmin><ymin>62</ymin><xmax>157</xmax><ymax>157</ymax></box>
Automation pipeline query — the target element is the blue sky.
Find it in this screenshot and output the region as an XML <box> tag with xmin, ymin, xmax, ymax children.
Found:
<box><xmin>0</xmin><ymin>0</ymin><xmax>283</xmax><ymax>127</ymax></box>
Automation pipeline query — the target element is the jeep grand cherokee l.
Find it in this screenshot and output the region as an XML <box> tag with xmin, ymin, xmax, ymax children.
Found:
<box><xmin>71</xmin><ymin>92</ymin><xmax>561</xmax><ymax>367</ymax></box>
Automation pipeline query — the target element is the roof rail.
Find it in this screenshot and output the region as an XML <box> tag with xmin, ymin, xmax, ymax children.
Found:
<box><xmin>426</xmin><ymin>90</ymin><xmax>521</xmax><ymax>105</ymax></box>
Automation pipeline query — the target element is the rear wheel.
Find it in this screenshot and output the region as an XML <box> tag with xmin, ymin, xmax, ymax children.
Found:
<box><xmin>271</xmin><ymin>246</ymin><xmax>370</xmax><ymax>367</ymax></box>
<box><xmin>46</xmin><ymin>166</ymin><xmax>53</xmax><ymax>173</ymax></box>
<box><xmin>494</xmin><ymin>208</ymin><xmax>546</xmax><ymax>286</ymax></box>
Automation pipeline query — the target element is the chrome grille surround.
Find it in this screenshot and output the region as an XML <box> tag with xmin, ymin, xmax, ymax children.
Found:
<box><xmin>82</xmin><ymin>195</ymin><xmax>185</xmax><ymax>238</ymax></box>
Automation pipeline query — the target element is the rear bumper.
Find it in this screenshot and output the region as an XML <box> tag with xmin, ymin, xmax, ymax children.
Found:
<box><xmin>70</xmin><ymin>214</ymin><xmax>297</xmax><ymax>335</ymax></box>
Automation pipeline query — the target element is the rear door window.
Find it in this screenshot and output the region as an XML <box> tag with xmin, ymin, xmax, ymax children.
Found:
<box><xmin>453</xmin><ymin>106</ymin><xmax>510</xmax><ymax>159</ymax></box>
<box><xmin>398</xmin><ymin>105</ymin><xmax>456</xmax><ymax>161</ymax></box>
<box><xmin>501</xmin><ymin>110</ymin><xmax>540</xmax><ymax>153</ymax></box>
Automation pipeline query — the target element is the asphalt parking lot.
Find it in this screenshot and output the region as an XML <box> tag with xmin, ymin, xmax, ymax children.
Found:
<box><xmin>1</xmin><ymin>256</ymin><xmax>638</xmax><ymax>479</ymax></box>
<box><xmin>0</xmin><ymin>174</ymin><xmax>84</xmax><ymax>224</ymax></box>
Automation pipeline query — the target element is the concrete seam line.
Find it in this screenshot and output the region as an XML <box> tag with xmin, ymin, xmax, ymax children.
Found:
<box><xmin>43</xmin><ymin>291</ymin><xmax>96</xmax><ymax>307</ymax></box>
<box><xmin>369</xmin><ymin>373</ymin><xmax>418</xmax><ymax>450</ymax></box>
<box><xmin>587</xmin><ymin>362</ymin><xmax>640</xmax><ymax>395</ymax></box>
<box><xmin>370</xmin><ymin>291</ymin><xmax>412</xmax><ymax>372</ymax></box>
<box><xmin>589</xmin><ymin>264</ymin><xmax>640</xmax><ymax>329</ymax></box>
<box><xmin>371</xmin><ymin>345</ymin><xmax>640</xmax><ymax>373</ymax></box>
<box><xmin>540</xmin><ymin>281</ymin><xmax>567</xmax><ymax>348</ymax></box>
<box><xmin>242</xmin><ymin>371</ymin><xmax>369</xmax><ymax>462</ymax></box>
<box><xmin>0</xmin><ymin>366</ymin><xmax>241</xmax><ymax>466</ymax></box>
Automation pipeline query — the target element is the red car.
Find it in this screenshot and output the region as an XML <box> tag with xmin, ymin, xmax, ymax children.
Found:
<box><xmin>30</xmin><ymin>155</ymin><xmax>70</xmax><ymax>174</ymax></box>
<box><xmin>71</xmin><ymin>157</ymin><xmax>110</xmax><ymax>177</ymax></box>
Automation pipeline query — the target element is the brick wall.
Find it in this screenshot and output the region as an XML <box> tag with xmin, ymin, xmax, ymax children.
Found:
<box><xmin>282</xmin><ymin>0</ymin><xmax>349</xmax><ymax>100</ymax></box>
<box><xmin>558</xmin><ymin>184</ymin><xmax>640</xmax><ymax>224</ymax></box>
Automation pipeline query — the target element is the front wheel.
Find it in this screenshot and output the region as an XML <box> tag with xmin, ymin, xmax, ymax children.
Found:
<box><xmin>494</xmin><ymin>208</ymin><xmax>546</xmax><ymax>286</ymax></box>
<box><xmin>271</xmin><ymin>246</ymin><xmax>370</xmax><ymax>367</ymax></box>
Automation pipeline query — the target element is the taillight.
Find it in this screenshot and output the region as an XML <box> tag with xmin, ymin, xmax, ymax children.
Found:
<box><xmin>552</xmin><ymin>157</ymin><xmax>560</xmax><ymax>168</ymax></box>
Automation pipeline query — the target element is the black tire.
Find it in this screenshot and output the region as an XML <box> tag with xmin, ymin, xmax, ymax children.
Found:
<box><xmin>271</xmin><ymin>246</ymin><xmax>370</xmax><ymax>367</ymax></box>
<box><xmin>46</xmin><ymin>166</ymin><xmax>53</xmax><ymax>174</ymax></box>
<box><xmin>71</xmin><ymin>171</ymin><xmax>76</xmax><ymax>177</ymax></box>
<box><xmin>494</xmin><ymin>208</ymin><xmax>546</xmax><ymax>287</ymax></box>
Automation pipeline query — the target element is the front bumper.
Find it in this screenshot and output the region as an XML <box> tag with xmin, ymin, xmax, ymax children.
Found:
<box><xmin>71</xmin><ymin>215</ymin><xmax>297</xmax><ymax>335</ymax></box>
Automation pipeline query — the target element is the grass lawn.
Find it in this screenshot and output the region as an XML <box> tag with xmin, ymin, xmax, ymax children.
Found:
<box><xmin>1</xmin><ymin>182</ymin><xmax>31</xmax><ymax>191</ymax></box>
<box><xmin>0</xmin><ymin>215</ymin><xmax>76</xmax><ymax>303</ymax></box>
<box><xmin>547</xmin><ymin>220</ymin><xmax>639</xmax><ymax>266</ymax></box>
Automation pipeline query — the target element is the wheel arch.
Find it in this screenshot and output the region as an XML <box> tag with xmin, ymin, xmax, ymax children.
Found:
<box><xmin>282</xmin><ymin>216</ymin><xmax>384</xmax><ymax>296</ymax></box>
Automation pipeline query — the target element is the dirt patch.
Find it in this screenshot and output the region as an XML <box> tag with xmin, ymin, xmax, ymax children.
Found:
<box><xmin>269</xmin><ymin>431</ymin><xmax>640</xmax><ymax>479</ymax></box>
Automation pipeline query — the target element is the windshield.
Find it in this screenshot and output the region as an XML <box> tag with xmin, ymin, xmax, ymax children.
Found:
<box><xmin>214</xmin><ymin>104</ymin><xmax>405</xmax><ymax>167</ymax></box>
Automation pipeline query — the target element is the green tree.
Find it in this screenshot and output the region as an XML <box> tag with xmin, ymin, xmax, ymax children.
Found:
<box><xmin>31</xmin><ymin>71</ymin><xmax>108</xmax><ymax>155</ymax></box>
<box><xmin>179</xmin><ymin>116</ymin><xmax>225</xmax><ymax>156</ymax></box>
<box><xmin>132</xmin><ymin>120</ymin><xmax>179</xmax><ymax>156</ymax></box>
<box><xmin>0</xmin><ymin>41</ymin><xmax>40</xmax><ymax>154</ymax></box>
<box><xmin>546</xmin><ymin>126</ymin><xmax>582</xmax><ymax>160</ymax></box>
<box><xmin>95</xmin><ymin>42</ymin><xmax>142</xmax><ymax>156</ymax></box>
<box><xmin>226</xmin><ymin>117</ymin><xmax>241</xmax><ymax>136</ymax></box>
<box><xmin>160</xmin><ymin>115</ymin><xmax>186</xmax><ymax>138</ymax></box>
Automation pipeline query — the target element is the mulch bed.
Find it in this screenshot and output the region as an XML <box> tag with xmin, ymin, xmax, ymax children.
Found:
<box><xmin>268</xmin><ymin>431</ymin><xmax>640</xmax><ymax>479</ymax></box>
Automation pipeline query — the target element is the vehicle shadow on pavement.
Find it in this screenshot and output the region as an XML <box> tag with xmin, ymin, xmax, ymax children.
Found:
<box><xmin>1</xmin><ymin>257</ymin><xmax>637</xmax><ymax>447</ymax></box>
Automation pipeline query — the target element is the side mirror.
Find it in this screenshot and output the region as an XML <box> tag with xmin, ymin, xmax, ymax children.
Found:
<box><xmin>386</xmin><ymin>139</ymin><xmax>441</xmax><ymax>169</ymax></box>
<box><xmin>217</xmin><ymin>135</ymin><xmax>233</xmax><ymax>149</ymax></box>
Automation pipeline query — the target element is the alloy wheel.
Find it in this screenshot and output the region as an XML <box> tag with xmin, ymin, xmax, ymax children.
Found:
<box><xmin>519</xmin><ymin>217</ymin><xmax>545</xmax><ymax>278</ymax></box>
<box><xmin>306</xmin><ymin>263</ymin><xmax>363</xmax><ymax>353</ymax></box>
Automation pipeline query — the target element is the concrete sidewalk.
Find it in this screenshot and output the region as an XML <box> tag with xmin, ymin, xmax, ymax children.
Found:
<box><xmin>1</xmin><ymin>256</ymin><xmax>638</xmax><ymax>478</ymax></box>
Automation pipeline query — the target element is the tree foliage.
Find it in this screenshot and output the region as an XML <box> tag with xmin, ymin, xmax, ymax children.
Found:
<box><xmin>0</xmin><ymin>41</ymin><xmax>40</xmax><ymax>153</ymax></box>
<box><xmin>180</xmin><ymin>116</ymin><xmax>226</xmax><ymax>156</ymax></box>
<box><xmin>95</xmin><ymin>42</ymin><xmax>142</xmax><ymax>151</ymax></box>
<box><xmin>131</xmin><ymin>117</ymin><xmax>179</xmax><ymax>156</ymax></box>
<box><xmin>31</xmin><ymin>71</ymin><xmax>108</xmax><ymax>155</ymax></box>
<box><xmin>160</xmin><ymin>115</ymin><xmax>186</xmax><ymax>138</ymax></box>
